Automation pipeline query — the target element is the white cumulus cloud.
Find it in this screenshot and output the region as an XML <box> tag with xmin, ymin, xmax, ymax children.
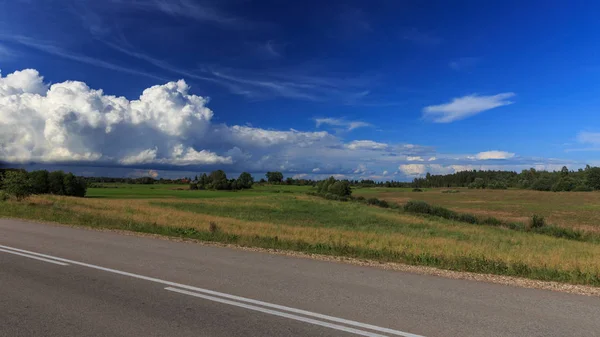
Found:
<box><xmin>346</xmin><ymin>140</ymin><xmax>389</xmax><ymax>151</ymax></box>
<box><xmin>398</xmin><ymin>164</ymin><xmax>427</xmax><ymax>176</ymax></box>
<box><xmin>472</xmin><ymin>151</ymin><xmax>515</xmax><ymax>160</ymax></box>
<box><xmin>423</xmin><ymin>93</ymin><xmax>515</xmax><ymax>123</ymax></box>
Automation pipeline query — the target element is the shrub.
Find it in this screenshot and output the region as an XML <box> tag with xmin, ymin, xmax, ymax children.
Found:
<box><xmin>355</xmin><ymin>196</ymin><xmax>365</xmax><ymax>201</ymax></box>
<box><xmin>573</xmin><ymin>184</ymin><xmax>593</xmax><ymax>192</ymax></box>
<box><xmin>430</xmin><ymin>205</ymin><xmax>458</xmax><ymax>219</ymax></box>
<box><xmin>189</xmin><ymin>183</ymin><xmax>198</xmax><ymax>190</ymax></box>
<box><xmin>481</xmin><ymin>217</ymin><xmax>504</xmax><ymax>227</ymax></box>
<box><xmin>365</xmin><ymin>197</ymin><xmax>389</xmax><ymax>208</ymax></box>
<box><xmin>441</xmin><ymin>189</ymin><xmax>460</xmax><ymax>193</ymax></box>
<box><xmin>471</xmin><ymin>178</ymin><xmax>485</xmax><ymax>189</ymax></box>
<box><xmin>529</xmin><ymin>215</ymin><xmax>546</xmax><ymax>229</ymax></box>
<box><xmin>0</xmin><ymin>190</ymin><xmax>9</xmax><ymax>201</ymax></box>
<box><xmin>403</xmin><ymin>200</ymin><xmax>433</xmax><ymax>214</ymax></box>
<box><xmin>327</xmin><ymin>180</ymin><xmax>352</xmax><ymax>197</ymax></box>
<box><xmin>487</xmin><ymin>181</ymin><xmax>508</xmax><ymax>190</ymax></box>
<box><xmin>209</xmin><ymin>221</ymin><xmax>220</xmax><ymax>233</ymax></box>
<box><xmin>530</xmin><ymin>177</ymin><xmax>554</xmax><ymax>191</ymax></box>
<box><xmin>412</xmin><ymin>188</ymin><xmax>423</xmax><ymax>192</ymax></box>
<box><xmin>551</xmin><ymin>177</ymin><xmax>577</xmax><ymax>192</ymax></box>
<box><xmin>457</xmin><ymin>213</ymin><xmax>478</xmax><ymax>224</ymax></box>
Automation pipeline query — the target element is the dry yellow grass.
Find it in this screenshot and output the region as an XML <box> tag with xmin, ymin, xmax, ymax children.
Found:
<box><xmin>20</xmin><ymin>195</ymin><xmax>600</xmax><ymax>276</ymax></box>
<box><xmin>357</xmin><ymin>188</ymin><xmax>600</xmax><ymax>232</ymax></box>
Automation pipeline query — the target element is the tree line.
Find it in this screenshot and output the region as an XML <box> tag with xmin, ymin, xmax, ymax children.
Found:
<box><xmin>0</xmin><ymin>169</ymin><xmax>87</xmax><ymax>200</ymax></box>
<box><xmin>412</xmin><ymin>166</ymin><xmax>600</xmax><ymax>191</ymax></box>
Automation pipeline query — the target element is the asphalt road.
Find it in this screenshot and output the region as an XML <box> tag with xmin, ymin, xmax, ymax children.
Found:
<box><xmin>1</xmin><ymin>219</ymin><xmax>599</xmax><ymax>337</ymax></box>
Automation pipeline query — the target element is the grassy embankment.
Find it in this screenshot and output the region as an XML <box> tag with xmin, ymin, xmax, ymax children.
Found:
<box><xmin>1</xmin><ymin>184</ymin><xmax>599</xmax><ymax>286</ymax></box>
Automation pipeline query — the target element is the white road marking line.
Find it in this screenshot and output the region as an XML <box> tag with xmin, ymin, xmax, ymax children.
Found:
<box><xmin>166</xmin><ymin>287</ymin><xmax>389</xmax><ymax>337</ymax></box>
<box><xmin>0</xmin><ymin>244</ymin><xmax>424</xmax><ymax>337</ymax></box>
<box><xmin>0</xmin><ymin>248</ymin><xmax>69</xmax><ymax>266</ymax></box>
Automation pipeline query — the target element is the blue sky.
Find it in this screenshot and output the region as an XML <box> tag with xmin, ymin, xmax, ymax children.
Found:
<box><xmin>0</xmin><ymin>0</ymin><xmax>599</xmax><ymax>180</ymax></box>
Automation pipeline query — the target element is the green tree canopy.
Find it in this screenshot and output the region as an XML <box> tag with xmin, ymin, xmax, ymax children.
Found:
<box><xmin>2</xmin><ymin>171</ymin><xmax>33</xmax><ymax>201</ymax></box>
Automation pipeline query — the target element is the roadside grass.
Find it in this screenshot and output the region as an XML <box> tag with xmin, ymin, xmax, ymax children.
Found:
<box><xmin>1</xmin><ymin>194</ymin><xmax>600</xmax><ymax>287</ymax></box>
<box><xmin>354</xmin><ymin>187</ymin><xmax>600</xmax><ymax>232</ymax></box>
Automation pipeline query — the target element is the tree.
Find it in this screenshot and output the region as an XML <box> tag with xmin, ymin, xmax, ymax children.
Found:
<box><xmin>29</xmin><ymin>170</ymin><xmax>50</xmax><ymax>194</ymax></box>
<box><xmin>237</xmin><ymin>172</ymin><xmax>254</xmax><ymax>189</ymax></box>
<box><xmin>317</xmin><ymin>176</ymin><xmax>337</xmax><ymax>194</ymax></box>
<box><xmin>2</xmin><ymin>171</ymin><xmax>33</xmax><ymax>201</ymax></box>
<box><xmin>198</xmin><ymin>173</ymin><xmax>209</xmax><ymax>189</ymax></box>
<box><xmin>552</xmin><ymin>176</ymin><xmax>577</xmax><ymax>192</ymax></box>
<box><xmin>48</xmin><ymin>171</ymin><xmax>66</xmax><ymax>195</ymax></box>
<box><xmin>530</xmin><ymin>176</ymin><xmax>554</xmax><ymax>191</ymax></box>
<box><xmin>327</xmin><ymin>180</ymin><xmax>352</xmax><ymax>197</ymax></box>
<box><xmin>587</xmin><ymin>167</ymin><xmax>600</xmax><ymax>190</ymax></box>
<box><xmin>560</xmin><ymin>166</ymin><xmax>569</xmax><ymax>177</ymax></box>
<box><xmin>266</xmin><ymin>171</ymin><xmax>283</xmax><ymax>184</ymax></box>
<box><xmin>473</xmin><ymin>177</ymin><xmax>486</xmax><ymax>189</ymax></box>
<box><xmin>63</xmin><ymin>173</ymin><xmax>87</xmax><ymax>197</ymax></box>
<box><xmin>208</xmin><ymin>170</ymin><xmax>230</xmax><ymax>190</ymax></box>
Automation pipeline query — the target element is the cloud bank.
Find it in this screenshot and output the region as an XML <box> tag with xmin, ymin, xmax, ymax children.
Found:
<box><xmin>0</xmin><ymin>69</ymin><xmax>575</xmax><ymax>180</ymax></box>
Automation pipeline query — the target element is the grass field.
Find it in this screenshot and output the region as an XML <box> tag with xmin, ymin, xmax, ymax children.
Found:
<box><xmin>353</xmin><ymin>187</ymin><xmax>600</xmax><ymax>232</ymax></box>
<box><xmin>1</xmin><ymin>183</ymin><xmax>600</xmax><ymax>286</ymax></box>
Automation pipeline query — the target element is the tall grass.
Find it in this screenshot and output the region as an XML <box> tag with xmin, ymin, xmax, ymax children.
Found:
<box><xmin>402</xmin><ymin>200</ymin><xmax>596</xmax><ymax>243</ymax></box>
<box><xmin>2</xmin><ymin>195</ymin><xmax>600</xmax><ymax>287</ymax></box>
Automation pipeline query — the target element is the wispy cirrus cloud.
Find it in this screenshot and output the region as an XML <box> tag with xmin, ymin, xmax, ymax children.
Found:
<box><xmin>108</xmin><ymin>0</ymin><xmax>254</xmax><ymax>29</ymax></box>
<box><xmin>565</xmin><ymin>131</ymin><xmax>600</xmax><ymax>152</ymax></box>
<box><xmin>0</xmin><ymin>35</ymin><xmax>166</xmax><ymax>81</ymax></box>
<box><xmin>315</xmin><ymin>118</ymin><xmax>371</xmax><ymax>131</ymax></box>
<box><xmin>0</xmin><ymin>43</ymin><xmax>12</xmax><ymax>60</ymax></box>
<box><xmin>423</xmin><ymin>92</ymin><xmax>516</xmax><ymax>123</ymax></box>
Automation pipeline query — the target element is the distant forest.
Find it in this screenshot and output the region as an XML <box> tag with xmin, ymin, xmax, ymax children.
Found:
<box><xmin>412</xmin><ymin>165</ymin><xmax>600</xmax><ymax>191</ymax></box>
<box><xmin>3</xmin><ymin>165</ymin><xmax>600</xmax><ymax>193</ymax></box>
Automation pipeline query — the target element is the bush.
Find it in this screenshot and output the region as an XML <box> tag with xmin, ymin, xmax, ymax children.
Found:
<box><xmin>530</xmin><ymin>177</ymin><xmax>554</xmax><ymax>191</ymax></box>
<box><xmin>457</xmin><ymin>213</ymin><xmax>478</xmax><ymax>224</ymax></box>
<box><xmin>209</xmin><ymin>221</ymin><xmax>220</xmax><ymax>233</ymax></box>
<box><xmin>487</xmin><ymin>181</ymin><xmax>508</xmax><ymax>190</ymax></box>
<box><xmin>573</xmin><ymin>184</ymin><xmax>593</xmax><ymax>192</ymax></box>
<box><xmin>441</xmin><ymin>189</ymin><xmax>459</xmax><ymax>193</ymax></box>
<box><xmin>412</xmin><ymin>188</ymin><xmax>423</xmax><ymax>192</ymax></box>
<box><xmin>327</xmin><ymin>180</ymin><xmax>352</xmax><ymax>197</ymax></box>
<box><xmin>481</xmin><ymin>217</ymin><xmax>504</xmax><ymax>227</ymax></box>
<box><xmin>355</xmin><ymin>196</ymin><xmax>365</xmax><ymax>201</ymax></box>
<box><xmin>529</xmin><ymin>215</ymin><xmax>546</xmax><ymax>229</ymax></box>
<box><xmin>365</xmin><ymin>197</ymin><xmax>389</xmax><ymax>208</ymax></box>
<box><xmin>0</xmin><ymin>190</ymin><xmax>9</xmax><ymax>201</ymax></box>
<box><xmin>551</xmin><ymin>177</ymin><xmax>577</xmax><ymax>192</ymax></box>
<box><xmin>403</xmin><ymin>200</ymin><xmax>433</xmax><ymax>214</ymax></box>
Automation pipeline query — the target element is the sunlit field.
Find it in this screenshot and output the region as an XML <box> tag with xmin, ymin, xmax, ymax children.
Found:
<box><xmin>2</xmin><ymin>183</ymin><xmax>600</xmax><ymax>286</ymax></box>
<box><xmin>353</xmin><ymin>187</ymin><xmax>600</xmax><ymax>232</ymax></box>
